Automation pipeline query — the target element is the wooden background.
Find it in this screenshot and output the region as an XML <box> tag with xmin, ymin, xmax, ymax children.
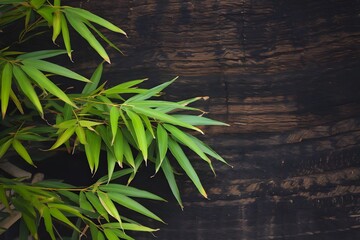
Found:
<box><xmin>70</xmin><ymin>0</ymin><xmax>360</xmax><ymax>239</ymax></box>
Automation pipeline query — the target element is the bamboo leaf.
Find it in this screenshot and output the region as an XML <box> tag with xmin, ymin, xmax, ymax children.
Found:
<box><xmin>64</xmin><ymin>7</ymin><xmax>126</xmax><ymax>35</ymax></box>
<box><xmin>54</xmin><ymin>119</ymin><xmax>77</xmax><ymax>129</ymax></box>
<box><xmin>131</xmin><ymin>106</ymin><xmax>203</xmax><ymax>133</ymax></box>
<box><xmin>155</xmin><ymin>124</ymin><xmax>168</xmax><ymax>173</ymax></box>
<box><xmin>49</xmin><ymin>207</ymin><xmax>80</xmax><ymax>232</ymax></box>
<box><xmin>84</xmin><ymin>129</ymin><xmax>101</xmax><ymax>173</ymax></box>
<box><xmin>16</xmin><ymin>50</ymin><xmax>67</xmax><ymax>60</ymax></box>
<box><xmin>108</xmin><ymin>192</ymin><xmax>164</xmax><ymax>223</ymax></box>
<box><xmin>99</xmin><ymin>184</ymin><xmax>165</xmax><ymax>201</ymax></box>
<box><xmin>123</xmin><ymin>137</ymin><xmax>134</xmax><ymax>168</ymax></box>
<box><xmin>126</xmin><ymin>109</ymin><xmax>147</xmax><ymax>161</ymax></box>
<box><xmin>104</xmin><ymin>222</ymin><xmax>159</xmax><ymax>232</ymax></box>
<box><xmin>30</xmin><ymin>0</ymin><xmax>46</xmax><ymax>9</ymax></box>
<box><xmin>104</xmin><ymin>229</ymin><xmax>120</xmax><ymax>240</ymax></box>
<box><xmin>140</xmin><ymin>114</ymin><xmax>155</xmax><ymax>138</ymax></box>
<box><xmin>75</xmin><ymin>126</ymin><xmax>86</xmax><ymax>144</ymax></box>
<box><xmin>20</xmin><ymin>64</ymin><xmax>76</xmax><ymax>107</ymax></box>
<box><xmin>107</xmin><ymin>150</ymin><xmax>117</xmax><ymax>184</ymax></box>
<box><xmin>10</xmin><ymin>89</ymin><xmax>24</xmax><ymax>114</ymax></box>
<box><xmin>65</xmin><ymin>12</ymin><xmax>110</xmax><ymax>63</ymax></box>
<box><xmin>1</xmin><ymin>62</ymin><xmax>12</xmax><ymax>118</ymax></box>
<box><xmin>173</xmin><ymin>114</ymin><xmax>229</xmax><ymax>126</ymax></box>
<box><xmin>82</xmin><ymin>62</ymin><xmax>103</xmax><ymax>94</ymax></box>
<box><xmin>49</xmin><ymin>126</ymin><xmax>76</xmax><ymax>150</ymax></box>
<box><xmin>168</xmin><ymin>138</ymin><xmax>207</xmax><ymax>198</ymax></box>
<box><xmin>96</xmin><ymin>168</ymin><xmax>133</xmax><ymax>184</ymax></box>
<box><xmin>12</xmin><ymin>139</ymin><xmax>35</xmax><ymax>166</ymax></box>
<box><xmin>110</xmin><ymin>106</ymin><xmax>120</xmax><ymax>145</ymax></box>
<box><xmin>78</xmin><ymin>120</ymin><xmax>103</xmax><ymax>128</ymax></box>
<box><xmin>52</xmin><ymin>10</ymin><xmax>61</xmax><ymax>43</ymax></box>
<box><xmin>103</xmin><ymin>79</ymin><xmax>147</xmax><ymax>95</ymax></box>
<box><xmin>97</xmin><ymin>191</ymin><xmax>122</xmax><ymax>228</ymax></box>
<box><xmin>0</xmin><ymin>185</ymin><xmax>10</xmax><ymax>210</ymax></box>
<box><xmin>22</xmin><ymin>59</ymin><xmax>89</xmax><ymax>82</ymax></box>
<box><xmin>113</xmin><ymin>127</ymin><xmax>124</xmax><ymax>165</ymax></box>
<box><xmin>0</xmin><ymin>138</ymin><xmax>12</xmax><ymax>159</ymax></box>
<box><xmin>163</xmin><ymin>124</ymin><xmax>210</xmax><ymax>163</ymax></box>
<box><xmin>85</xmin><ymin>191</ymin><xmax>109</xmax><ymax>221</ymax></box>
<box><xmin>36</xmin><ymin>5</ymin><xmax>54</xmax><ymax>25</ymax></box>
<box><xmin>13</xmin><ymin>65</ymin><xmax>43</xmax><ymax>116</ymax></box>
<box><xmin>60</xmin><ymin>13</ymin><xmax>72</xmax><ymax>59</ymax></box>
<box><xmin>126</xmin><ymin>78</ymin><xmax>177</xmax><ymax>103</ymax></box>
<box><xmin>161</xmin><ymin>157</ymin><xmax>183</xmax><ymax>208</ymax></box>
<box><xmin>79</xmin><ymin>191</ymin><xmax>94</xmax><ymax>212</ymax></box>
<box><xmin>42</xmin><ymin>207</ymin><xmax>56</xmax><ymax>240</ymax></box>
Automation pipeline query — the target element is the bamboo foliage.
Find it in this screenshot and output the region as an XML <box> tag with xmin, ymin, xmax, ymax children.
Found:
<box><xmin>0</xmin><ymin>0</ymin><xmax>228</xmax><ymax>239</ymax></box>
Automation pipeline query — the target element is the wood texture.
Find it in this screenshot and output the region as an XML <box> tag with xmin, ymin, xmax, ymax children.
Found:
<box><xmin>70</xmin><ymin>0</ymin><xmax>360</xmax><ymax>239</ymax></box>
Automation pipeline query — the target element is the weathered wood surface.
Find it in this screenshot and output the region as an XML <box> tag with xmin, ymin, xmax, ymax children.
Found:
<box><xmin>68</xmin><ymin>0</ymin><xmax>360</xmax><ymax>239</ymax></box>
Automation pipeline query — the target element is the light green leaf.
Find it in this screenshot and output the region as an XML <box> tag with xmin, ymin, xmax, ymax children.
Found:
<box><xmin>16</xmin><ymin>50</ymin><xmax>67</xmax><ymax>60</ymax></box>
<box><xmin>36</xmin><ymin>5</ymin><xmax>54</xmax><ymax>25</ymax></box>
<box><xmin>49</xmin><ymin>126</ymin><xmax>76</xmax><ymax>150</ymax></box>
<box><xmin>131</xmin><ymin>106</ymin><xmax>203</xmax><ymax>133</ymax></box>
<box><xmin>103</xmin><ymin>79</ymin><xmax>147</xmax><ymax>95</ymax></box>
<box><xmin>54</xmin><ymin>119</ymin><xmax>77</xmax><ymax>129</ymax></box>
<box><xmin>79</xmin><ymin>191</ymin><xmax>94</xmax><ymax>212</ymax></box>
<box><xmin>163</xmin><ymin>124</ymin><xmax>210</xmax><ymax>163</ymax></box>
<box><xmin>0</xmin><ymin>138</ymin><xmax>12</xmax><ymax>159</ymax></box>
<box><xmin>104</xmin><ymin>222</ymin><xmax>159</xmax><ymax>232</ymax></box>
<box><xmin>107</xmin><ymin>150</ymin><xmax>117</xmax><ymax>184</ymax></box>
<box><xmin>1</xmin><ymin>62</ymin><xmax>12</xmax><ymax>118</ymax></box>
<box><xmin>126</xmin><ymin>109</ymin><xmax>147</xmax><ymax>160</ymax></box>
<box><xmin>96</xmin><ymin>168</ymin><xmax>133</xmax><ymax>184</ymax></box>
<box><xmin>12</xmin><ymin>65</ymin><xmax>43</xmax><ymax>116</ymax></box>
<box><xmin>84</xmin><ymin>130</ymin><xmax>101</xmax><ymax>173</ymax></box>
<box><xmin>110</xmin><ymin>106</ymin><xmax>120</xmax><ymax>145</ymax></box>
<box><xmin>42</xmin><ymin>207</ymin><xmax>56</xmax><ymax>240</ymax></box>
<box><xmin>10</xmin><ymin>89</ymin><xmax>24</xmax><ymax>114</ymax></box>
<box><xmin>65</xmin><ymin>12</ymin><xmax>110</xmax><ymax>63</ymax></box>
<box><xmin>112</xmin><ymin>128</ymin><xmax>124</xmax><ymax>165</ymax></box>
<box><xmin>60</xmin><ymin>13</ymin><xmax>72</xmax><ymax>59</ymax></box>
<box><xmin>97</xmin><ymin>191</ymin><xmax>122</xmax><ymax>228</ymax></box>
<box><xmin>104</xmin><ymin>229</ymin><xmax>120</xmax><ymax>240</ymax></box>
<box><xmin>108</xmin><ymin>192</ymin><xmax>164</xmax><ymax>223</ymax></box>
<box><xmin>173</xmin><ymin>114</ymin><xmax>229</xmax><ymax>126</ymax></box>
<box><xmin>168</xmin><ymin>138</ymin><xmax>207</xmax><ymax>198</ymax></box>
<box><xmin>123</xmin><ymin>137</ymin><xmax>135</xmax><ymax>168</ymax></box>
<box><xmin>140</xmin><ymin>114</ymin><xmax>155</xmax><ymax>138</ymax></box>
<box><xmin>49</xmin><ymin>207</ymin><xmax>80</xmax><ymax>232</ymax></box>
<box><xmin>22</xmin><ymin>59</ymin><xmax>89</xmax><ymax>82</ymax></box>
<box><xmin>78</xmin><ymin>120</ymin><xmax>103</xmax><ymax>128</ymax></box>
<box><xmin>30</xmin><ymin>0</ymin><xmax>46</xmax><ymax>9</ymax></box>
<box><xmin>161</xmin><ymin>157</ymin><xmax>183</xmax><ymax>208</ymax></box>
<box><xmin>155</xmin><ymin>124</ymin><xmax>168</xmax><ymax>173</ymax></box>
<box><xmin>20</xmin><ymin>64</ymin><xmax>76</xmax><ymax>107</ymax></box>
<box><xmin>75</xmin><ymin>126</ymin><xmax>86</xmax><ymax>144</ymax></box>
<box><xmin>125</xmin><ymin>77</ymin><xmax>177</xmax><ymax>103</ymax></box>
<box><xmin>82</xmin><ymin>62</ymin><xmax>103</xmax><ymax>94</ymax></box>
<box><xmin>12</xmin><ymin>139</ymin><xmax>35</xmax><ymax>166</ymax></box>
<box><xmin>64</xmin><ymin>7</ymin><xmax>127</xmax><ymax>35</ymax></box>
<box><xmin>52</xmin><ymin>10</ymin><xmax>61</xmax><ymax>43</ymax></box>
<box><xmin>99</xmin><ymin>184</ymin><xmax>165</xmax><ymax>201</ymax></box>
<box><xmin>85</xmin><ymin>191</ymin><xmax>109</xmax><ymax>221</ymax></box>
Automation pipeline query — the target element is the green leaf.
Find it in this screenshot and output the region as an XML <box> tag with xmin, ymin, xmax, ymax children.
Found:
<box><xmin>96</xmin><ymin>168</ymin><xmax>133</xmax><ymax>184</ymax></box>
<box><xmin>85</xmin><ymin>191</ymin><xmax>109</xmax><ymax>221</ymax></box>
<box><xmin>1</xmin><ymin>62</ymin><xmax>12</xmax><ymax>118</ymax></box>
<box><xmin>78</xmin><ymin>120</ymin><xmax>103</xmax><ymax>128</ymax></box>
<box><xmin>9</xmin><ymin>89</ymin><xmax>24</xmax><ymax>114</ymax></box>
<box><xmin>55</xmin><ymin>119</ymin><xmax>77</xmax><ymax>129</ymax></box>
<box><xmin>125</xmin><ymin>77</ymin><xmax>177</xmax><ymax>103</ymax></box>
<box><xmin>168</xmin><ymin>138</ymin><xmax>207</xmax><ymax>198</ymax></box>
<box><xmin>104</xmin><ymin>229</ymin><xmax>120</xmax><ymax>240</ymax></box>
<box><xmin>103</xmin><ymin>79</ymin><xmax>147</xmax><ymax>95</ymax></box>
<box><xmin>123</xmin><ymin>137</ymin><xmax>135</xmax><ymax>168</ymax></box>
<box><xmin>131</xmin><ymin>106</ymin><xmax>203</xmax><ymax>133</ymax></box>
<box><xmin>99</xmin><ymin>184</ymin><xmax>165</xmax><ymax>201</ymax></box>
<box><xmin>97</xmin><ymin>191</ymin><xmax>122</xmax><ymax>228</ymax></box>
<box><xmin>42</xmin><ymin>207</ymin><xmax>56</xmax><ymax>240</ymax></box>
<box><xmin>140</xmin><ymin>114</ymin><xmax>155</xmax><ymax>138</ymax></box>
<box><xmin>13</xmin><ymin>65</ymin><xmax>43</xmax><ymax>116</ymax></box>
<box><xmin>20</xmin><ymin>64</ymin><xmax>76</xmax><ymax>107</ymax></box>
<box><xmin>155</xmin><ymin>124</ymin><xmax>168</xmax><ymax>173</ymax></box>
<box><xmin>0</xmin><ymin>0</ymin><xmax>24</xmax><ymax>4</ymax></box>
<box><xmin>79</xmin><ymin>191</ymin><xmax>94</xmax><ymax>212</ymax></box>
<box><xmin>75</xmin><ymin>126</ymin><xmax>86</xmax><ymax>144</ymax></box>
<box><xmin>107</xmin><ymin>150</ymin><xmax>117</xmax><ymax>183</ymax></box>
<box><xmin>163</xmin><ymin>124</ymin><xmax>210</xmax><ymax>163</ymax></box>
<box><xmin>36</xmin><ymin>5</ymin><xmax>54</xmax><ymax>25</ymax></box>
<box><xmin>0</xmin><ymin>185</ymin><xmax>10</xmax><ymax>210</ymax></box>
<box><xmin>110</xmin><ymin>106</ymin><xmax>120</xmax><ymax>145</ymax></box>
<box><xmin>104</xmin><ymin>222</ymin><xmax>159</xmax><ymax>232</ymax></box>
<box><xmin>126</xmin><ymin>109</ymin><xmax>147</xmax><ymax>160</ymax></box>
<box><xmin>64</xmin><ymin>7</ymin><xmax>127</xmax><ymax>35</ymax></box>
<box><xmin>22</xmin><ymin>213</ymin><xmax>38</xmax><ymax>239</ymax></box>
<box><xmin>173</xmin><ymin>114</ymin><xmax>229</xmax><ymax>126</ymax></box>
<box><xmin>82</xmin><ymin>62</ymin><xmax>103</xmax><ymax>94</ymax></box>
<box><xmin>16</xmin><ymin>50</ymin><xmax>68</xmax><ymax>60</ymax></box>
<box><xmin>30</xmin><ymin>0</ymin><xmax>46</xmax><ymax>9</ymax></box>
<box><xmin>113</xmin><ymin>128</ymin><xmax>124</xmax><ymax>165</ymax></box>
<box><xmin>22</xmin><ymin>59</ymin><xmax>89</xmax><ymax>82</ymax></box>
<box><xmin>161</xmin><ymin>157</ymin><xmax>183</xmax><ymax>208</ymax></box>
<box><xmin>0</xmin><ymin>138</ymin><xmax>12</xmax><ymax>159</ymax></box>
<box><xmin>49</xmin><ymin>207</ymin><xmax>80</xmax><ymax>232</ymax></box>
<box><xmin>52</xmin><ymin>10</ymin><xmax>61</xmax><ymax>43</ymax></box>
<box><xmin>49</xmin><ymin>126</ymin><xmax>76</xmax><ymax>150</ymax></box>
<box><xmin>65</xmin><ymin>11</ymin><xmax>110</xmax><ymax>63</ymax></box>
<box><xmin>108</xmin><ymin>192</ymin><xmax>164</xmax><ymax>223</ymax></box>
<box><xmin>60</xmin><ymin>13</ymin><xmax>72</xmax><ymax>59</ymax></box>
<box><xmin>12</xmin><ymin>139</ymin><xmax>35</xmax><ymax>166</ymax></box>
<box><xmin>84</xmin><ymin>130</ymin><xmax>102</xmax><ymax>173</ymax></box>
